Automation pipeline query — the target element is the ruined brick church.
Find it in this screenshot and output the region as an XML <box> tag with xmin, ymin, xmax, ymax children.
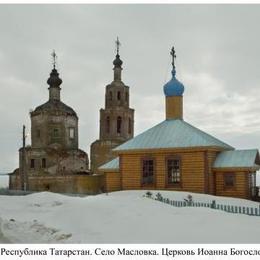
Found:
<box><xmin>9</xmin><ymin>40</ymin><xmax>133</xmax><ymax>194</ymax></box>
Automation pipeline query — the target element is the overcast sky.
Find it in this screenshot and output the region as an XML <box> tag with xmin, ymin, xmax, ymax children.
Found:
<box><xmin>1</xmin><ymin>4</ymin><xmax>260</xmax><ymax>173</ymax></box>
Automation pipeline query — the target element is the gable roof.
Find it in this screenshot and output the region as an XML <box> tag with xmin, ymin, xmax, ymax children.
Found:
<box><xmin>213</xmin><ymin>149</ymin><xmax>260</xmax><ymax>169</ymax></box>
<box><xmin>99</xmin><ymin>157</ymin><xmax>119</xmax><ymax>171</ymax></box>
<box><xmin>114</xmin><ymin>119</ymin><xmax>233</xmax><ymax>152</ymax></box>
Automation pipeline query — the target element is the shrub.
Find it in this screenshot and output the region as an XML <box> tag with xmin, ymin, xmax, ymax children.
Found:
<box><xmin>145</xmin><ymin>191</ymin><xmax>153</xmax><ymax>198</ymax></box>
<box><xmin>155</xmin><ymin>192</ymin><xmax>163</xmax><ymax>201</ymax></box>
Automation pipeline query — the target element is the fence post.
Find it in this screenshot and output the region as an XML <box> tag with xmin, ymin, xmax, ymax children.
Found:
<box><xmin>211</xmin><ymin>200</ymin><xmax>216</xmax><ymax>209</ymax></box>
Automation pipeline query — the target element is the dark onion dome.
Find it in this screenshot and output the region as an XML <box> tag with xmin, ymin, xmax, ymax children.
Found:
<box><xmin>47</xmin><ymin>68</ymin><xmax>62</xmax><ymax>87</ymax></box>
<box><xmin>163</xmin><ymin>68</ymin><xmax>185</xmax><ymax>97</ymax></box>
<box><xmin>33</xmin><ymin>100</ymin><xmax>77</xmax><ymax>117</ymax></box>
<box><xmin>113</xmin><ymin>54</ymin><xmax>123</xmax><ymax>68</ymax></box>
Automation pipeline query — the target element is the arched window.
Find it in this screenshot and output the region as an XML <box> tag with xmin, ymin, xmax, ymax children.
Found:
<box><xmin>128</xmin><ymin>118</ymin><xmax>131</xmax><ymax>134</ymax></box>
<box><xmin>117</xmin><ymin>91</ymin><xmax>121</xmax><ymax>100</ymax></box>
<box><xmin>42</xmin><ymin>158</ymin><xmax>46</xmax><ymax>168</ymax></box>
<box><xmin>109</xmin><ymin>91</ymin><xmax>112</xmax><ymax>101</ymax></box>
<box><xmin>117</xmin><ymin>116</ymin><xmax>122</xmax><ymax>134</ymax></box>
<box><xmin>106</xmin><ymin>116</ymin><xmax>110</xmax><ymax>133</ymax></box>
<box><xmin>125</xmin><ymin>92</ymin><xmax>128</xmax><ymax>102</ymax></box>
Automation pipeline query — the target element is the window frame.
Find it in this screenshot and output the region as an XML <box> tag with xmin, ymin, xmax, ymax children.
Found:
<box><xmin>223</xmin><ymin>172</ymin><xmax>236</xmax><ymax>189</ymax></box>
<box><xmin>117</xmin><ymin>91</ymin><xmax>121</xmax><ymax>101</ymax></box>
<box><xmin>141</xmin><ymin>157</ymin><xmax>156</xmax><ymax>186</ymax></box>
<box><xmin>128</xmin><ymin>118</ymin><xmax>131</xmax><ymax>134</ymax></box>
<box><xmin>69</xmin><ymin>127</ymin><xmax>75</xmax><ymax>139</ymax></box>
<box><xmin>165</xmin><ymin>156</ymin><xmax>182</xmax><ymax>187</ymax></box>
<box><xmin>117</xmin><ymin>116</ymin><xmax>122</xmax><ymax>134</ymax></box>
<box><xmin>30</xmin><ymin>159</ymin><xmax>35</xmax><ymax>169</ymax></box>
<box><xmin>42</xmin><ymin>158</ymin><xmax>46</xmax><ymax>168</ymax></box>
<box><xmin>106</xmin><ymin>116</ymin><xmax>110</xmax><ymax>134</ymax></box>
<box><xmin>36</xmin><ymin>129</ymin><xmax>41</xmax><ymax>138</ymax></box>
<box><xmin>53</xmin><ymin>128</ymin><xmax>60</xmax><ymax>138</ymax></box>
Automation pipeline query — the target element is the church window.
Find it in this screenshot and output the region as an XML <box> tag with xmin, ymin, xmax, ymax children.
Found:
<box><xmin>224</xmin><ymin>173</ymin><xmax>235</xmax><ymax>188</ymax></box>
<box><xmin>69</xmin><ymin>128</ymin><xmax>75</xmax><ymax>139</ymax></box>
<box><xmin>117</xmin><ymin>91</ymin><xmax>121</xmax><ymax>100</ymax></box>
<box><xmin>42</xmin><ymin>158</ymin><xmax>46</xmax><ymax>168</ymax></box>
<box><xmin>142</xmin><ymin>159</ymin><xmax>154</xmax><ymax>185</ymax></box>
<box><xmin>125</xmin><ymin>92</ymin><xmax>128</xmax><ymax>102</ymax></box>
<box><xmin>53</xmin><ymin>128</ymin><xmax>59</xmax><ymax>137</ymax></box>
<box><xmin>30</xmin><ymin>159</ymin><xmax>35</xmax><ymax>169</ymax></box>
<box><xmin>117</xmin><ymin>116</ymin><xmax>122</xmax><ymax>134</ymax></box>
<box><xmin>106</xmin><ymin>117</ymin><xmax>110</xmax><ymax>133</ymax></box>
<box><xmin>36</xmin><ymin>129</ymin><xmax>40</xmax><ymax>138</ymax></box>
<box><xmin>167</xmin><ymin>158</ymin><xmax>181</xmax><ymax>184</ymax></box>
<box><xmin>109</xmin><ymin>91</ymin><xmax>112</xmax><ymax>101</ymax></box>
<box><xmin>128</xmin><ymin>118</ymin><xmax>131</xmax><ymax>134</ymax></box>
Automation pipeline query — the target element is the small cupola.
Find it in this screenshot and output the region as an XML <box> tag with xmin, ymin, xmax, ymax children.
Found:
<box><xmin>113</xmin><ymin>37</ymin><xmax>123</xmax><ymax>81</ymax></box>
<box><xmin>47</xmin><ymin>50</ymin><xmax>62</xmax><ymax>101</ymax></box>
<box><xmin>164</xmin><ymin>47</ymin><xmax>185</xmax><ymax>120</ymax></box>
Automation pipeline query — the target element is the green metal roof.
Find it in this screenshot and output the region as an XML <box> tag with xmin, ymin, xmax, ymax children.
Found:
<box><xmin>114</xmin><ymin>119</ymin><xmax>233</xmax><ymax>152</ymax></box>
<box><xmin>99</xmin><ymin>157</ymin><xmax>119</xmax><ymax>171</ymax></box>
<box><xmin>213</xmin><ymin>149</ymin><xmax>260</xmax><ymax>169</ymax></box>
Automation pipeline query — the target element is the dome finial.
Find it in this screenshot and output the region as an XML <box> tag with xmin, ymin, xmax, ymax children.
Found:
<box><xmin>51</xmin><ymin>50</ymin><xmax>57</xmax><ymax>69</ymax></box>
<box><xmin>163</xmin><ymin>46</ymin><xmax>184</xmax><ymax>97</ymax></box>
<box><xmin>113</xmin><ymin>37</ymin><xmax>123</xmax><ymax>70</ymax></box>
<box><xmin>170</xmin><ymin>46</ymin><xmax>176</xmax><ymax>73</ymax></box>
<box><xmin>115</xmin><ymin>36</ymin><xmax>121</xmax><ymax>56</ymax></box>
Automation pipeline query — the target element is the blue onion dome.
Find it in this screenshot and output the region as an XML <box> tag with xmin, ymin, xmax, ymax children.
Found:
<box><xmin>163</xmin><ymin>46</ymin><xmax>185</xmax><ymax>97</ymax></box>
<box><xmin>163</xmin><ymin>68</ymin><xmax>185</xmax><ymax>96</ymax></box>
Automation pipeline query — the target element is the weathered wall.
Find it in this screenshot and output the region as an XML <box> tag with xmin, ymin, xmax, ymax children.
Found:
<box><xmin>21</xmin><ymin>148</ymin><xmax>89</xmax><ymax>176</ymax></box>
<box><xmin>90</xmin><ymin>140</ymin><xmax>122</xmax><ymax>174</ymax></box>
<box><xmin>9</xmin><ymin>174</ymin><xmax>104</xmax><ymax>195</ymax></box>
<box><xmin>31</xmin><ymin>113</ymin><xmax>78</xmax><ymax>150</ymax></box>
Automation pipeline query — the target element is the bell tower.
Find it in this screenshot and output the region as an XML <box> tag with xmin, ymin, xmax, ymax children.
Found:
<box><xmin>90</xmin><ymin>38</ymin><xmax>134</xmax><ymax>174</ymax></box>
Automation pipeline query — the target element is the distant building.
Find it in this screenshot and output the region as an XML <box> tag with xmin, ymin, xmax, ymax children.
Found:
<box><xmin>10</xmin><ymin>53</ymin><xmax>102</xmax><ymax>194</ymax></box>
<box><xmin>90</xmin><ymin>39</ymin><xmax>134</xmax><ymax>174</ymax></box>
<box><xmin>100</xmin><ymin>47</ymin><xmax>260</xmax><ymax>200</ymax></box>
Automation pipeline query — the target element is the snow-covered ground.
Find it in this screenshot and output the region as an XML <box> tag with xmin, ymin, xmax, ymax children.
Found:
<box><xmin>0</xmin><ymin>190</ymin><xmax>260</xmax><ymax>244</ymax></box>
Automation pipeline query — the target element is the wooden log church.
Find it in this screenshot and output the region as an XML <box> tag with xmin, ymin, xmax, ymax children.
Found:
<box><xmin>99</xmin><ymin>46</ymin><xmax>260</xmax><ymax>200</ymax></box>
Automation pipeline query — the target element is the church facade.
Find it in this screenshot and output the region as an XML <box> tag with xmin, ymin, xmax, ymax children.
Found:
<box><xmin>9</xmin><ymin>54</ymin><xmax>103</xmax><ymax>194</ymax></box>
<box><xmin>90</xmin><ymin>39</ymin><xmax>134</xmax><ymax>174</ymax></box>
<box><xmin>99</xmin><ymin>47</ymin><xmax>260</xmax><ymax>200</ymax></box>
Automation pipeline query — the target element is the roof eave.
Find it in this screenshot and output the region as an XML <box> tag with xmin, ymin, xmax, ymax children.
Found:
<box><xmin>114</xmin><ymin>145</ymin><xmax>233</xmax><ymax>154</ymax></box>
<box><xmin>213</xmin><ymin>166</ymin><xmax>260</xmax><ymax>172</ymax></box>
